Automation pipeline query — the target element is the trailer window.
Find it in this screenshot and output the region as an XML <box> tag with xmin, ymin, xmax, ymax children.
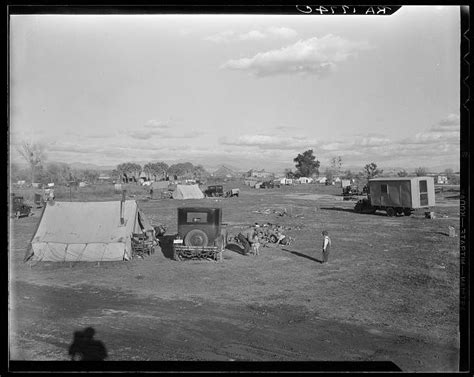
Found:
<box><xmin>419</xmin><ymin>180</ymin><xmax>428</xmax><ymax>206</ymax></box>
<box><xmin>381</xmin><ymin>184</ymin><xmax>388</xmax><ymax>194</ymax></box>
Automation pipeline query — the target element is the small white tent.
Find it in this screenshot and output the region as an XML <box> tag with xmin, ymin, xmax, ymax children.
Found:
<box><xmin>298</xmin><ymin>177</ymin><xmax>313</xmax><ymax>184</ymax></box>
<box><xmin>24</xmin><ymin>200</ymin><xmax>154</xmax><ymax>263</ymax></box>
<box><xmin>172</xmin><ymin>184</ymin><xmax>205</xmax><ymax>200</ymax></box>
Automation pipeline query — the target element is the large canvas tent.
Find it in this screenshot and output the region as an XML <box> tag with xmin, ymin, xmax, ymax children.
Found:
<box><xmin>172</xmin><ymin>184</ymin><xmax>204</xmax><ymax>200</ymax></box>
<box><xmin>24</xmin><ymin>200</ymin><xmax>154</xmax><ymax>263</ymax></box>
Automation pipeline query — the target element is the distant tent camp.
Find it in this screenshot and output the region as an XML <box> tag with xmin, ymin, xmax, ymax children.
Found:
<box><xmin>24</xmin><ymin>200</ymin><xmax>154</xmax><ymax>263</ymax></box>
<box><xmin>172</xmin><ymin>184</ymin><xmax>204</xmax><ymax>200</ymax></box>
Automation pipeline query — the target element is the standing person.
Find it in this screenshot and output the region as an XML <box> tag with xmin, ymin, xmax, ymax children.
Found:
<box><xmin>321</xmin><ymin>230</ymin><xmax>331</xmax><ymax>264</ymax></box>
<box><xmin>149</xmin><ymin>187</ymin><xmax>154</xmax><ymax>199</ymax></box>
<box><xmin>251</xmin><ymin>232</ymin><xmax>260</xmax><ymax>256</ymax></box>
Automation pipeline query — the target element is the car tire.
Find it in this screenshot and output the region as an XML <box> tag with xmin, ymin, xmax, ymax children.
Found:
<box><xmin>403</xmin><ymin>209</ymin><xmax>412</xmax><ymax>216</ymax></box>
<box><xmin>184</xmin><ymin>229</ymin><xmax>209</xmax><ymax>247</ymax></box>
<box><xmin>386</xmin><ymin>207</ymin><xmax>396</xmax><ymax>217</ymax></box>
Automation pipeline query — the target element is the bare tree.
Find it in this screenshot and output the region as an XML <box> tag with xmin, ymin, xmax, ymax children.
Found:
<box><xmin>46</xmin><ymin>162</ymin><xmax>71</xmax><ymax>184</ymax></box>
<box><xmin>342</xmin><ymin>169</ymin><xmax>354</xmax><ymax>180</ymax></box>
<box><xmin>324</xmin><ymin>167</ymin><xmax>334</xmax><ymax>183</ymax></box>
<box><xmin>414</xmin><ymin>167</ymin><xmax>427</xmax><ymax>176</ymax></box>
<box><xmin>16</xmin><ymin>142</ymin><xmax>46</xmax><ymax>183</ymax></box>
<box><xmin>330</xmin><ymin>156</ymin><xmax>343</xmax><ymax>175</ymax></box>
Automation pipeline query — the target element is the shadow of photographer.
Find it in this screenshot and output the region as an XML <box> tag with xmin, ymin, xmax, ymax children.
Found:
<box><xmin>68</xmin><ymin>327</ymin><xmax>108</xmax><ymax>361</ymax></box>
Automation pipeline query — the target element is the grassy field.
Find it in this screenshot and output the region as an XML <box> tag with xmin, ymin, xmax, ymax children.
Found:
<box><xmin>9</xmin><ymin>181</ymin><xmax>460</xmax><ymax>371</ymax></box>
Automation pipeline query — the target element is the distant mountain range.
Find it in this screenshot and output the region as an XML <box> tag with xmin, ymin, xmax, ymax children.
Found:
<box><xmin>68</xmin><ymin>162</ymin><xmax>117</xmax><ymax>171</ymax></box>
<box><xmin>210</xmin><ymin>165</ymin><xmax>242</xmax><ymax>177</ymax></box>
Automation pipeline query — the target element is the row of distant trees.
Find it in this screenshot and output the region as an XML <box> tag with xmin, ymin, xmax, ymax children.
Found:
<box><xmin>285</xmin><ymin>149</ymin><xmax>384</xmax><ymax>182</ymax></box>
<box><xmin>11</xmin><ymin>142</ymin><xmax>213</xmax><ymax>185</ymax></box>
<box><xmin>115</xmin><ymin>161</ymin><xmax>210</xmax><ymax>183</ymax></box>
<box><xmin>12</xmin><ymin>142</ymin><xmax>99</xmax><ymax>185</ymax></box>
<box><xmin>11</xmin><ymin>160</ymin><xmax>102</xmax><ymax>185</ymax></box>
<box><xmin>12</xmin><ymin>142</ymin><xmax>460</xmax><ymax>186</ymax></box>
<box><xmin>286</xmin><ymin>149</ymin><xmax>460</xmax><ymax>184</ymax></box>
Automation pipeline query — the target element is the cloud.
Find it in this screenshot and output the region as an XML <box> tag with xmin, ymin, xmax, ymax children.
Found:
<box><xmin>239</xmin><ymin>30</ymin><xmax>266</xmax><ymax>41</ymax></box>
<box><xmin>354</xmin><ymin>136</ymin><xmax>392</xmax><ymax>147</ymax></box>
<box><xmin>204</xmin><ymin>30</ymin><xmax>236</xmax><ymax>43</ymax></box>
<box><xmin>204</xmin><ymin>27</ymin><xmax>298</xmax><ymax>43</ymax></box>
<box><xmin>220</xmin><ymin>134</ymin><xmax>318</xmax><ymax>150</ymax></box>
<box><xmin>267</xmin><ymin>27</ymin><xmax>298</xmax><ymax>39</ymax></box>
<box><xmin>128</xmin><ymin>121</ymin><xmax>203</xmax><ymax>140</ymax></box>
<box><xmin>170</xmin><ymin>131</ymin><xmax>203</xmax><ymax>139</ymax></box>
<box><xmin>431</xmin><ymin>113</ymin><xmax>460</xmax><ymax>132</ymax></box>
<box><xmin>46</xmin><ymin>142</ymin><xmax>100</xmax><ymax>154</ymax></box>
<box><xmin>87</xmin><ymin>132</ymin><xmax>113</xmax><ymax>139</ymax></box>
<box><xmin>402</xmin><ymin>114</ymin><xmax>460</xmax><ymax>145</ymax></box>
<box><xmin>144</xmin><ymin>119</ymin><xmax>169</xmax><ymax>129</ymax></box>
<box><xmin>221</xmin><ymin>34</ymin><xmax>372</xmax><ymax>77</ymax></box>
<box><xmin>126</xmin><ymin>119</ymin><xmax>172</xmax><ymax>139</ymax></box>
<box><xmin>129</xmin><ymin>131</ymin><xmax>151</xmax><ymax>140</ymax></box>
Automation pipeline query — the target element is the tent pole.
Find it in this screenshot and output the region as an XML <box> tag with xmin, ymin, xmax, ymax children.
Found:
<box><xmin>120</xmin><ymin>190</ymin><xmax>126</xmax><ymax>225</ymax></box>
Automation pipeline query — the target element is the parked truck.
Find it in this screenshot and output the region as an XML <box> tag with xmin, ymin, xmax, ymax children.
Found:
<box><xmin>204</xmin><ymin>185</ymin><xmax>224</xmax><ymax>197</ymax></box>
<box><xmin>11</xmin><ymin>193</ymin><xmax>32</xmax><ymax>218</ymax></box>
<box><xmin>354</xmin><ymin>176</ymin><xmax>435</xmax><ymax>217</ymax></box>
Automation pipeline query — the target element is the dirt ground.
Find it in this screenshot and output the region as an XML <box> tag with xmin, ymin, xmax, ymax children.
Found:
<box><xmin>9</xmin><ymin>183</ymin><xmax>461</xmax><ymax>371</ymax></box>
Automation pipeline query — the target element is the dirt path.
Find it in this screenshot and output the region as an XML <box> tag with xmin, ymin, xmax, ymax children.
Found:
<box><xmin>10</xmin><ymin>280</ymin><xmax>458</xmax><ymax>370</ymax></box>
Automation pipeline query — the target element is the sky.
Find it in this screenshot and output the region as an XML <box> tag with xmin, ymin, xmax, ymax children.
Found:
<box><xmin>9</xmin><ymin>6</ymin><xmax>461</xmax><ymax>174</ymax></box>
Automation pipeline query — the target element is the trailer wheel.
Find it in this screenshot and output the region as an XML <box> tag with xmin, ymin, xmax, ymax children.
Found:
<box><xmin>403</xmin><ymin>209</ymin><xmax>412</xmax><ymax>216</ymax></box>
<box><xmin>386</xmin><ymin>207</ymin><xmax>396</xmax><ymax>217</ymax></box>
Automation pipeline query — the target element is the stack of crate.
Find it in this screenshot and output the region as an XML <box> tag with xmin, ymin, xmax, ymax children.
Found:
<box><xmin>131</xmin><ymin>233</ymin><xmax>155</xmax><ymax>257</ymax></box>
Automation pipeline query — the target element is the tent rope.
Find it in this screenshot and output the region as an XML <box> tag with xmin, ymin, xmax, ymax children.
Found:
<box><xmin>70</xmin><ymin>243</ymin><xmax>88</xmax><ymax>267</ymax></box>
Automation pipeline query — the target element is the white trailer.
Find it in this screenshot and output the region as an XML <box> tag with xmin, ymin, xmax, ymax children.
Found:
<box><xmin>355</xmin><ymin>176</ymin><xmax>435</xmax><ymax>216</ymax></box>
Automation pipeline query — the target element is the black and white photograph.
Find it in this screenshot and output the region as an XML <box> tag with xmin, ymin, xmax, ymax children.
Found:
<box><xmin>8</xmin><ymin>4</ymin><xmax>469</xmax><ymax>373</ymax></box>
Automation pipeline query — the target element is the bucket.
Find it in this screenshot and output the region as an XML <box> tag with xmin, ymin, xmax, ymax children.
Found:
<box><xmin>425</xmin><ymin>211</ymin><xmax>435</xmax><ymax>219</ymax></box>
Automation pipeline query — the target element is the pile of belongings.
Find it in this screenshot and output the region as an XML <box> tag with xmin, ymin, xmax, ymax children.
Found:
<box><xmin>252</xmin><ymin>207</ymin><xmax>288</xmax><ymax>216</ymax></box>
<box><xmin>131</xmin><ymin>233</ymin><xmax>156</xmax><ymax>258</ymax></box>
<box><xmin>256</xmin><ymin>223</ymin><xmax>293</xmax><ymax>246</ymax></box>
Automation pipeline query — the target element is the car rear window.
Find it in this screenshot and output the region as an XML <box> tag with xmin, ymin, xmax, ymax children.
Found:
<box><xmin>186</xmin><ymin>212</ymin><xmax>208</xmax><ymax>223</ymax></box>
